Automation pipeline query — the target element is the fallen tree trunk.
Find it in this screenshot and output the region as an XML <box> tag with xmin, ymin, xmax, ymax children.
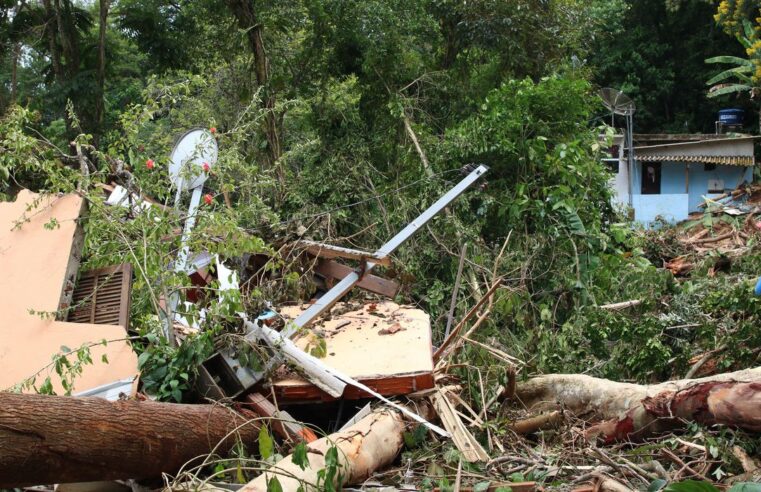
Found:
<box><xmin>241</xmin><ymin>403</ymin><xmax>431</xmax><ymax>492</ymax></box>
<box><xmin>515</xmin><ymin>368</ymin><xmax>761</xmax><ymax>443</ymax></box>
<box><xmin>0</xmin><ymin>392</ymin><xmax>261</xmax><ymax>488</ymax></box>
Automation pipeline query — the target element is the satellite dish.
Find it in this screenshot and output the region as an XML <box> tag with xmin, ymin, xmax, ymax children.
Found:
<box><xmin>169</xmin><ymin>128</ymin><xmax>218</xmax><ymax>190</ymax></box>
<box><xmin>600</xmin><ymin>88</ymin><xmax>636</xmax><ymax>116</ymax></box>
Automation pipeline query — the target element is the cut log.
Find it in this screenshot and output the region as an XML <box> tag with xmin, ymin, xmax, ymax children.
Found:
<box><xmin>240</xmin><ymin>403</ymin><xmax>432</xmax><ymax>492</ymax></box>
<box><xmin>515</xmin><ymin>368</ymin><xmax>761</xmax><ymax>443</ymax></box>
<box><xmin>510</xmin><ymin>410</ymin><xmax>563</xmax><ymax>435</ymax></box>
<box><xmin>0</xmin><ymin>392</ymin><xmax>261</xmax><ymax>488</ymax></box>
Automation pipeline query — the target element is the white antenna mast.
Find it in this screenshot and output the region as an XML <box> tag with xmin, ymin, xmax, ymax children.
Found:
<box><xmin>600</xmin><ymin>88</ymin><xmax>637</xmax><ymax>207</ymax></box>
<box><xmin>161</xmin><ymin>128</ymin><xmax>218</xmax><ymax>345</ymax></box>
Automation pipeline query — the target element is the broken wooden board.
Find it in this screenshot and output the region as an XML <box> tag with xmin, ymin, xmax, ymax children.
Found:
<box><xmin>270</xmin><ymin>301</ymin><xmax>434</xmax><ymax>402</ymax></box>
<box><xmin>430</xmin><ymin>387</ymin><xmax>490</xmax><ymax>463</ymax></box>
<box><xmin>242</xmin><ymin>393</ymin><xmax>317</xmax><ymax>443</ymax></box>
<box><xmin>0</xmin><ymin>191</ymin><xmax>138</xmax><ymax>394</ymax></box>
<box><xmin>297</xmin><ymin>240</ymin><xmax>392</xmax><ymax>267</ymax></box>
<box><xmin>315</xmin><ymin>259</ymin><xmax>400</xmax><ymax>298</ymax></box>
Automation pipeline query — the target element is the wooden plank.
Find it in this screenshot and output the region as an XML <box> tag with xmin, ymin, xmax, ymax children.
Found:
<box><xmin>271</xmin><ymin>373</ymin><xmax>435</xmax><ymax>403</ymax></box>
<box><xmin>297</xmin><ymin>240</ymin><xmax>392</xmax><ymax>267</ymax></box>
<box><xmin>431</xmin><ymin>388</ymin><xmax>490</xmax><ymax>463</ymax></box>
<box><xmin>56</xmin><ymin>198</ymin><xmax>86</xmax><ymax>319</ymax></box>
<box><xmin>315</xmin><ymin>259</ymin><xmax>399</xmax><ymax>298</ymax></box>
<box><xmin>243</xmin><ymin>393</ymin><xmax>317</xmax><ymax>443</ymax></box>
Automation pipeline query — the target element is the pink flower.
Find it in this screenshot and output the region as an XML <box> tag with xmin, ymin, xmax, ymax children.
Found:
<box><xmin>210</xmin><ymin>127</ymin><xmax>217</xmax><ymax>135</ymax></box>
<box><xmin>203</xmin><ymin>194</ymin><xmax>213</xmax><ymax>205</ymax></box>
<box><xmin>202</xmin><ymin>162</ymin><xmax>210</xmax><ymax>172</ymax></box>
<box><xmin>145</xmin><ymin>159</ymin><xmax>155</xmax><ymax>170</ymax></box>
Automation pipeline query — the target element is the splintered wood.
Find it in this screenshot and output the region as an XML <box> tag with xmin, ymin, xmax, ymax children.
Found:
<box><xmin>431</xmin><ymin>387</ymin><xmax>489</xmax><ymax>463</ymax></box>
<box><xmin>0</xmin><ymin>191</ymin><xmax>137</xmax><ymax>394</ymax></box>
<box><xmin>271</xmin><ymin>301</ymin><xmax>434</xmax><ymax>402</ymax></box>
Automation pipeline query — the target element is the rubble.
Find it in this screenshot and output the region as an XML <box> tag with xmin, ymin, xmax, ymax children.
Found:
<box><xmin>4</xmin><ymin>139</ymin><xmax>761</xmax><ymax>492</ymax></box>
<box><xmin>0</xmin><ymin>190</ymin><xmax>138</xmax><ymax>396</ymax></box>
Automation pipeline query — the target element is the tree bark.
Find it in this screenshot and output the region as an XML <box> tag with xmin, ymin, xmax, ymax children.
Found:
<box><xmin>515</xmin><ymin>368</ymin><xmax>761</xmax><ymax>443</ymax></box>
<box><xmin>241</xmin><ymin>404</ymin><xmax>431</xmax><ymax>492</ymax></box>
<box><xmin>0</xmin><ymin>392</ymin><xmax>261</xmax><ymax>488</ymax></box>
<box><xmin>42</xmin><ymin>0</ymin><xmax>64</xmax><ymax>85</ymax></box>
<box><xmin>94</xmin><ymin>0</ymin><xmax>110</xmax><ymax>142</ymax></box>
<box><xmin>224</xmin><ymin>0</ymin><xmax>283</xmax><ymax>185</ymax></box>
<box><xmin>10</xmin><ymin>42</ymin><xmax>19</xmax><ymax>103</ymax></box>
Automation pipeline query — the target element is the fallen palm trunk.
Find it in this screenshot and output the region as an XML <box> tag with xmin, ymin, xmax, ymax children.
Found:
<box><xmin>0</xmin><ymin>392</ymin><xmax>261</xmax><ymax>488</ymax></box>
<box><xmin>241</xmin><ymin>403</ymin><xmax>431</xmax><ymax>492</ymax></box>
<box><xmin>515</xmin><ymin>368</ymin><xmax>761</xmax><ymax>442</ymax></box>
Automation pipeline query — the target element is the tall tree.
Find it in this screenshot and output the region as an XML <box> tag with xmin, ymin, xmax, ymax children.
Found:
<box><xmin>94</xmin><ymin>0</ymin><xmax>109</xmax><ymax>143</ymax></box>
<box><xmin>225</xmin><ymin>0</ymin><xmax>282</xmax><ymax>184</ymax></box>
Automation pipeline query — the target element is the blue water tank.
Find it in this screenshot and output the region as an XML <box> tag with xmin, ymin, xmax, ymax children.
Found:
<box><xmin>718</xmin><ymin>108</ymin><xmax>744</xmax><ymax>125</ymax></box>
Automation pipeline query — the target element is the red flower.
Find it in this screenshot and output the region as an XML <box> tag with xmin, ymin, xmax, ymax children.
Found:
<box><xmin>203</xmin><ymin>193</ymin><xmax>213</xmax><ymax>205</ymax></box>
<box><xmin>202</xmin><ymin>162</ymin><xmax>210</xmax><ymax>172</ymax></box>
<box><xmin>210</xmin><ymin>127</ymin><xmax>217</xmax><ymax>135</ymax></box>
<box><xmin>145</xmin><ymin>159</ymin><xmax>155</xmax><ymax>170</ymax></box>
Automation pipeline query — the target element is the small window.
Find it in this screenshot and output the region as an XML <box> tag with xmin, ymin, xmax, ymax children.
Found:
<box><xmin>641</xmin><ymin>162</ymin><xmax>661</xmax><ymax>195</ymax></box>
<box><xmin>704</xmin><ymin>163</ymin><xmax>717</xmax><ymax>171</ymax></box>
<box><xmin>602</xmin><ymin>159</ymin><xmax>619</xmax><ymax>174</ymax></box>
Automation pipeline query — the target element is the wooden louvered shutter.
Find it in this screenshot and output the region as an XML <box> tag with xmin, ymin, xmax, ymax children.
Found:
<box><xmin>68</xmin><ymin>264</ymin><xmax>133</xmax><ymax>329</ymax></box>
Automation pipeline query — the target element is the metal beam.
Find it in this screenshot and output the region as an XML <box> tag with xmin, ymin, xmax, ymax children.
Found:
<box><xmin>287</xmin><ymin>164</ymin><xmax>488</xmax><ymax>335</ymax></box>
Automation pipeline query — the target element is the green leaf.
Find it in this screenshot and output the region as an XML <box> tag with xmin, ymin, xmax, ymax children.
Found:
<box><xmin>291</xmin><ymin>442</ymin><xmax>309</xmax><ymax>470</ymax></box>
<box><xmin>729</xmin><ymin>483</ymin><xmax>761</xmax><ymax>492</ymax></box>
<box><xmin>101</xmin><ymin>354</ymin><xmax>109</xmax><ymax>364</ymax></box>
<box><xmin>705</xmin><ymin>56</ymin><xmax>754</xmax><ymax>66</ymax></box>
<box><xmin>648</xmin><ymin>479</ymin><xmax>667</xmax><ymax>492</ymax></box>
<box><xmin>707</xmin><ymin>84</ymin><xmax>752</xmax><ymax>98</ymax></box>
<box><xmin>259</xmin><ymin>425</ymin><xmax>274</xmax><ymax>460</ymax></box>
<box><xmin>325</xmin><ymin>445</ymin><xmax>339</xmax><ymax>468</ymax></box>
<box><xmin>706</xmin><ymin>66</ymin><xmax>752</xmax><ymax>86</ymax></box>
<box><xmin>664</xmin><ymin>480</ymin><xmax>720</xmax><ymax>492</ymax></box>
<box><xmin>267</xmin><ymin>476</ymin><xmax>283</xmax><ymax>492</ymax></box>
<box><xmin>137</xmin><ymin>351</ymin><xmax>151</xmax><ymax>368</ymax></box>
<box><xmin>474</xmin><ymin>481</ymin><xmax>491</xmax><ymax>492</ymax></box>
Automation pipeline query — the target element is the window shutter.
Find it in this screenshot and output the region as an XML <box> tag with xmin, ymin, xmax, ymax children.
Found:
<box><xmin>68</xmin><ymin>264</ymin><xmax>133</xmax><ymax>329</ymax></box>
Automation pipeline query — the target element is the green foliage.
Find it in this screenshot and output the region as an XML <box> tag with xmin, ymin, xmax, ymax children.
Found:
<box><xmin>590</xmin><ymin>0</ymin><xmax>748</xmax><ymax>133</ymax></box>
<box><xmin>258</xmin><ymin>425</ymin><xmax>275</xmax><ymax>461</ymax></box>
<box><xmin>137</xmin><ymin>330</ymin><xmax>213</xmax><ymax>402</ymax></box>
<box><xmin>266</xmin><ymin>476</ymin><xmax>283</xmax><ymax>492</ymax></box>
<box><xmin>316</xmin><ymin>445</ymin><xmax>343</xmax><ymax>492</ymax></box>
<box><xmin>0</xmin><ymin>106</ymin><xmax>77</xmax><ymax>194</ymax></box>
<box><xmin>663</xmin><ymin>480</ymin><xmax>761</xmax><ymax>492</ymax></box>
<box><xmin>291</xmin><ymin>442</ymin><xmax>310</xmax><ymax>471</ymax></box>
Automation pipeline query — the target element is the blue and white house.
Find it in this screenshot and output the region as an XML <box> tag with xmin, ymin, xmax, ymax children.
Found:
<box><xmin>607</xmin><ymin>135</ymin><xmax>757</xmax><ymax>225</ymax></box>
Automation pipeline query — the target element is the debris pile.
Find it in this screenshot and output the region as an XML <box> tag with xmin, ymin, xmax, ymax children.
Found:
<box><xmin>3</xmin><ymin>135</ymin><xmax>761</xmax><ymax>492</ymax></box>
<box><xmin>665</xmin><ymin>183</ymin><xmax>761</xmax><ymax>275</ymax></box>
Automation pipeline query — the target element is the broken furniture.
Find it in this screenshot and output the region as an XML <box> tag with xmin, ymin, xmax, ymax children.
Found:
<box><xmin>197</xmin><ymin>165</ymin><xmax>488</xmax><ymax>402</ymax></box>
<box><xmin>0</xmin><ymin>190</ymin><xmax>138</xmax><ymax>395</ymax></box>
<box><xmin>270</xmin><ymin>301</ymin><xmax>435</xmax><ymax>402</ymax></box>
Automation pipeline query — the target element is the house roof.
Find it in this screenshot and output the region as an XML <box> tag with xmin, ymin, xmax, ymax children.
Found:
<box><xmin>633</xmin><ymin>133</ymin><xmax>754</xmax><ymax>145</ymax></box>
<box><xmin>633</xmin><ymin>135</ymin><xmax>759</xmax><ymax>151</ymax></box>
<box><xmin>637</xmin><ymin>154</ymin><xmax>754</xmax><ymax>166</ymax></box>
<box><xmin>632</xmin><ymin>136</ymin><xmax>758</xmax><ymax>167</ymax></box>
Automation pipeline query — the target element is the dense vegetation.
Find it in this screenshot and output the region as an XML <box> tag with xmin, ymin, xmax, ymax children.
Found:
<box><xmin>1</xmin><ymin>0</ymin><xmax>761</xmax><ymax>422</ymax></box>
